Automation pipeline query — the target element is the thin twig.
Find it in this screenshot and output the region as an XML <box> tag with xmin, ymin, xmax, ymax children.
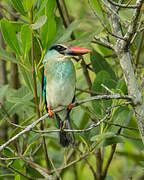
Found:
<box><xmin>104</xmin><ymin>121</ymin><xmax>138</xmax><ymax>131</ymax></box>
<box><xmin>107</xmin><ymin>0</ymin><xmax>139</xmax><ymax>8</ymax></box>
<box><xmin>85</xmin><ymin>158</ymin><xmax>97</xmax><ymax>180</ymax></box>
<box><xmin>56</xmin><ymin>0</ymin><xmax>67</xmax><ymax>28</ymax></box>
<box><xmin>81</xmin><ymin>57</ymin><xmax>92</xmax><ymax>89</ymax></box>
<box><xmin>120</xmin><ymin>134</ymin><xmax>142</xmax><ymax>140</ymax></box>
<box><xmin>76</xmin><ymin>88</ymin><xmax>105</xmax><ymax>95</ymax></box>
<box><xmin>96</xmin><ymin>149</ymin><xmax>102</xmax><ymax>179</ymax></box>
<box><xmin>50</xmin><ymin>152</ymin><xmax>90</xmax><ymax>173</ymax></box>
<box><xmin>101</xmin><ymin>0</ymin><xmax>128</xmax><ymax>26</ymax></box>
<box><xmin>124</xmin><ymin>0</ymin><xmax>144</xmax><ymax>44</ymax></box>
<box><xmin>135</xmin><ymin>29</ymin><xmax>144</xmax><ymax>67</ymax></box>
<box><xmin>102</xmin><ymin>128</ymin><xmax>121</xmax><ymax>179</ymax></box>
<box><xmin>19</xmin><ymin>154</ymin><xmax>54</xmax><ymax>179</ymax></box>
<box><xmin>49</xmin><ymin>158</ymin><xmax>62</xmax><ymax>180</ymax></box>
<box><xmin>8</xmin><ymin>164</ymin><xmax>36</xmax><ymax>180</ymax></box>
<box><xmin>0</xmin><ymin>157</ymin><xmax>20</xmax><ymax>160</ymax></box>
<box><xmin>88</xmin><ymin>0</ymin><xmax>125</xmax><ymax>40</ymax></box>
<box><xmin>101</xmin><ymin>84</ymin><xmax>114</xmax><ymax>94</ymax></box>
<box><xmin>93</xmin><ymin>36</ymin><xmax>114</xmax><ymax>49</ymax></box>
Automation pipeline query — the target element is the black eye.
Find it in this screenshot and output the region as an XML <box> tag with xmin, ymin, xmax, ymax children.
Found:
<box><xmin>49</xmin><ymin>45</ymin><xmax>66</xmax><ymax>52</ymax></box>
<box><xmin>55</xmin><ymin>45</ymin><xmax>66</xmax><ymax>51</ymax></box>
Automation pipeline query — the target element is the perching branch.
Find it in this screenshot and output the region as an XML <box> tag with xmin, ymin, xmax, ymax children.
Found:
<box><xmin>0</xmin><ymin>94</ymin><xmax>132</xmax><ymax>152</ymax></box>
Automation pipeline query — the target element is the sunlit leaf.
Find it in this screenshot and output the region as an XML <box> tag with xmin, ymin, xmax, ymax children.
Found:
<box><xmin>1</xmin><ymin>19</ymin><xmax>21</xmax><ymax>56</ymax></box>
<box><xmin>0</xmin><ymin>85</ymin><xmax>9</xmax><ymax>100</ymax></box>
<box><xmin>23</xmin><ymin>0</ymin><xmax>34</xmax><ymax>11</ymax></box>
<box><xmin>58</xmin><ymin>21</ymin><xmax>80</xmax><ymax>42</ymax></box>
<box><xmin>41</xmin><ymin>0</ymin><xmax>56</xmax><ymax>49</ymax></box>
<box><xmin>108</xmin><ymin>106</ymin><xmax>133</xmax><ymax>133</ymax></box>
<box><xmin>98</xmin><ymin>136</ymin><xmax>124</xmax><ymax>147</ymax></box>
<box><xmin>11</xmin><ymin>0</ymin><xmax>26</xmax><ymax>16</ymax></box>
<box><xmin>21</xmin><ymin>24</ymin><xmax>32</xmax><ymax>56</ymax></box>
<box><xmin>91</xmin><ymin>71</ymin><xmax>116</xmax><ymax>116</ymax></box>
<box><xmin>90</xmin><ymin>50</ymin><xmax>117</xmax><ymax>81</ymax></box>
<box><xmin>31</xmin><ymin>15</ymin><xmax>47</xmax><ymax>29</ymax></box>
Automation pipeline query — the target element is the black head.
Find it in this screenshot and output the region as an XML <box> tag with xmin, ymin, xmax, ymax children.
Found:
<box><xmin>48</xmin><ymin>44</ymin><xmax>91</xmax><ymax>56</ymax></box>
<box><xmin>49</xmin><ymin>44</ymin><xmax>67</xmax><ymax>55</ymax></box>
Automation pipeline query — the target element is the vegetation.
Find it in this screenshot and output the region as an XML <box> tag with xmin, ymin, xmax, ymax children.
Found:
<box><xmin>0</xmin><ymin>0</ymin><xmax>144</xmax><ymax>179</ymax></box>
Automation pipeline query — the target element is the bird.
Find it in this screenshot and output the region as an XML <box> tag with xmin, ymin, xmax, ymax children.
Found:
<box><xmin>42</xmin><ymin>43</ymin><xmax>91</xmax><ymax>147</ymax></box>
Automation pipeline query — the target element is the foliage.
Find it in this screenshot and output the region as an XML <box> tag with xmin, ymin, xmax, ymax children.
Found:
<box><xmin>0</xmin><ymin>0</ymin><xmax>143</xmax><ymax>180</ymax></box>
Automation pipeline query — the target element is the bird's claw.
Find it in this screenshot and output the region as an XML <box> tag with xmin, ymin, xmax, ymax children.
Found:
<box><xmin>48</xmin><ymin>106</ymin><xmax>54</xmax><ymax>118</ymax></box>
<box><xmin>68</xmin><ymin>104</ymin><xmax>72</xmax><ymax>110</ymax></box>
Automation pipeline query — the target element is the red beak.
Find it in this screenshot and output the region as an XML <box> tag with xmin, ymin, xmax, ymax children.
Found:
<box><xmin>68</xmin><ymin>46</ymin><xmax>92</xmax><ymax>55</ymax></box>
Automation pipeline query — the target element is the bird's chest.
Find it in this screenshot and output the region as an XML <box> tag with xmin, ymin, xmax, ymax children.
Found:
<box><xmin>45</xmin><ymin>61</ymin><xmax>75</xmax><ymax>83</ymax></box>
<box><xmin>44</xmin><ymin>61</ymin><xmax>76</xmax><ymax>107</ymax></box>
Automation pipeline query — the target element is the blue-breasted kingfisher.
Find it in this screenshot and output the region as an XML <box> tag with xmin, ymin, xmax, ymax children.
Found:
<box><xmin>42</xmin><ymin>44</ymin><xmax>91</xmax><ymax>147</ymax></box>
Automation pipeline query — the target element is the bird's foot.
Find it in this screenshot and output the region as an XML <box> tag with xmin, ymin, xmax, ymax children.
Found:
<box><xmin>68</xmin><ymin>104</ymin><xmax>73</xmax><ymax>110</ymax></box>
<box><xmin>48</xmin><ymin>106</ymin><xmax>54</xmax><ymax>118</ymax></box>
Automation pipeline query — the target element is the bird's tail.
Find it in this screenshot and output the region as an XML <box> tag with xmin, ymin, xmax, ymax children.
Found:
<box><xmin>56</xmin><ymin>113</ymin><xmax>75</xmax><ymax>147</ymax></box>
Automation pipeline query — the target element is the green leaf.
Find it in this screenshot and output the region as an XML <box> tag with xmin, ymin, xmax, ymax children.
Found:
<box><xmin>91</xmin><ymin>71</ymin><xmax>116</xmax><ymax>116</ymax></box>
<box><xmin>91</xmin><ymin>132</ymin><xmax>115</xmax><ymax>141</ymax></box>
<box><xmin>0</xmin><ymin>174</ymin><xmax>15</xmax><ymax>179</ymax></box>
<box><xmin>11</xmin><ymin>0</ymin><xmax>26</xmax><ymax>16</ymax></box>
<box><xmin>36</xmin><ymin>0</ymin><xmax>49</xmax><ymax>18</ymax></box>
<box><xmin>53</xmin><ymin>17</ymin><xmax>65</xmax><ymax>43</ymax></box>
<box><xmin>1</xmin><ymin>19</ymin><xmax>21</xmax><ymax>56</ymax></box>
<box><xmin>58</xmin><ymin>21</ymin><xmax>80</xmax><ymax>42</ymax></box>
<box><xmin>10</xmin><ymin>21</ymin><xmax>24</xmax><ymax>32</ymax></box>
<box><xmin>0</xmin><ymin>48</ymin><xmax>29</xmax><ymax>71</ymax></box>
<box><xmin>117</xmin><ymin>151</ymin><xmax>144</xmax><ymax>162</ymax></box>
<box><xmin>15</xmin><ymin>175</ymin><xmax>20</xmax><ymax>180</ymax></box>
<box><xmin>116</xmin><ymin>78</ymin><xmax>128</xmax><ymax>94</ymax></box>
<box><xmin>41</xmin><ymin>0</ymin><xmax>56</xmax><ymax>49</ymax></box>
<box><xmin>98</xmin><ymin>136</ymin><xmax>124</xmax><ymax>147</ymax></box>
<box><xmin>19</xmin><ymin>66</ymin><xmax>33</xmax><ymax>92</ymax></box>
<box><xmin>21</xmin><ymin>24</ymin><xmax>32</xmax><ymax>56</ymax></box>
<box><xmin>90</xmin><ymin>50</ymin><xmax>117</xmax><ymax>81</ymax></box>
<box><xmin>0</xmin><ymin>48</ymin><xmax>19</xmax><ymax>64</ymax></box>
<box><xmin>71</xmin><ymin>28</ymin><xmax>102</xmax><ymax>46</ymax></box>
<box><xmin>89</xmin><ymin>0</ymin><xmax>104</xmax><ymax>19</ymax></box>
<box><xmin>108</xmin><ymin>106</ymin><xmax>133</xmax><ymax>133</ymax></box>
<box><xmin>23</xmin><ymin>0</ymin><xmax>34</xmax><ymax>11</ymax></box>
<box><xmin>33</xmin><ymin>37</ymin><xmax>42</xmax><ymax>64</ymax></box>
<box><xmin>10</xmin><ymin>115</ymin><xmax>35</xmax><ymax>138</ymax></box>
<box><xmin>0</xmin><ymin>85</ymin><xmax>9</xmax><ymax>100</ymax></box>
<box><xmin>31</xmin><ymin>15</ymin><xmax>47</xmax><ymax>29</ymax></box>
<box><xmin>7</xmin><ymin>86</ymin><xmax>34</xmax><ymax>105</ymax></box>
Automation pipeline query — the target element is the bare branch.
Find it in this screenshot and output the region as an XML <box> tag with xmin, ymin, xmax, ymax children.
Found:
<box><xmin>124</xmin><ymin>0</ymin><xmax>144</xmax><ymax>44</ymax></box>
<box><xmin>50</xmin><ymin>152</ymin><xmax>90</xmax><ymax>173</ymax></box>
<box><xmin>92</xmin><ymin>36</ymin><xmax>114</xmax><ymax>50</ymax></box>
<box><xmin>107</xmin><ymin>0</ymin><xmax>139</xmax><ymax>8</ymax></box>
<box><xmin>76</xmin><ymin>88</ymin><xmax>104</xmax><ymax>95</ymax></box>
<box><xmin>101</xmin><ymin>0</ymin><xmax>128</xmax><ymax>26</ymax></box>
<box><xmin>0</xmin><ymin>94</ymin><xmax>132</xmax><ymax>152</ymax></box>
<box><xmin>19</xmin><ymin>154</ymin><xmax>54</xmax><ymax>179</ymax></box>
<box><xmin>88</xmin><ymin>0</ymin><xmax>126</xmax><ymax>40</ymax></box>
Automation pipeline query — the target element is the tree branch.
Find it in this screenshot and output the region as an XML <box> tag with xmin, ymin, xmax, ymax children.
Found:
<box><xmin>105</xmin><ymin>0</ymin><xmax>144</xmax><ymax>143</ymax></box>
<box><xmin>0</xmin><ymin>94</ymin><xmax>132</xmax><ymax>152</ymax></box>
<box><xmin>107</xmin><ymin>0</ymin><xmax>139</xmax><ymax>8</ymax></box>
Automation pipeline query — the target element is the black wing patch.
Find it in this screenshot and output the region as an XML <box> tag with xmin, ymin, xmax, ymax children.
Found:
<box><xmin>42</xmin><ymin>68</ymin><xmax>48</xmax><ymax>112</ymax></box>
